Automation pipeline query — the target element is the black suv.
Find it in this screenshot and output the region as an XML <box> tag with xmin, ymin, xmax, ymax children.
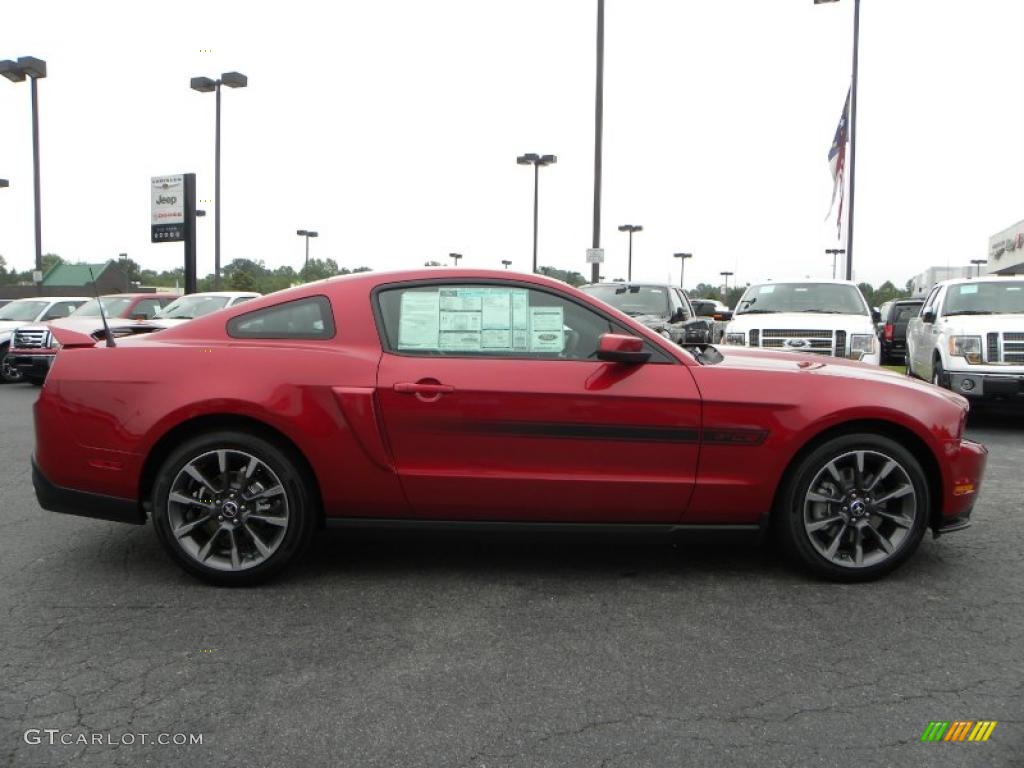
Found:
<box><xmin>876</xmin><ymin>298</ymin><xmax>923</xmax><ymax>364</ymax></box>
<box><xmin>579</xmin><ymin>283</ymin><xmax>712</xmax><ymax>346</ymax></box>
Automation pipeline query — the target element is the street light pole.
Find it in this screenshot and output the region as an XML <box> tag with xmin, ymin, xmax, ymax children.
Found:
<box><xmin>825</xmin><ymin>248</ymin><xmax>846</xmax><ymax>279</ymax></box>
<box><xmin>673</xmin><ymin>252</ymin><xmax>692</xmax><ymax>289</ymax></box>
<box><xmin>1</xmin><ymin>56</ymin><xmax>47</xmax><ymax>294</ymax></box>
<box><xmin>970</xmin><ymin>259</ymin><xmax>987</xmax><ymax>277</ymax></box>
<box><xmin>191</xmin><ymin>71</ymin><xmax>247</xmax><ymax>290</ymax></box>
<box><xmin>501</xmin><ymin>260</ymin><xmax>512</xmax><ymax>270</ymax></box>
<box><xmin>618</xmin><ymin>225</ymin><xmax>642</xmax><ymax>282</ymax></box>
<box><xmin>591</xmin><ymin>0</ymin><xmax>605</xmax><ymax>285</ymax></box>
<box><xmin>449</xmin><ymin>252</ymin><xmax>462</xmax><ymax>267</ymax></box>
<box><xmin>720</xmin><ymin>270</ymin><xmax>734</xmax><ymax>294</ymax></box>
<box><xmin>296</xmin><ymin>230</ymin><xmax>318</xmax><ymax>270</ymax></box>
<box><xmin>516</xmin><ymin>153</ymin><xmax>556</xmax><ymax>274</ymax></box>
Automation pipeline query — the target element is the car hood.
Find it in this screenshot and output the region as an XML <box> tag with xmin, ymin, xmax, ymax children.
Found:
<box><xmin>726</xmin><ymin>312</ymin><xmax>875</xmax><ymax>333</ymax></box>
<box><xmin>630</xmin><ymin>314</ymin><xmax>668</xmax><ymax>329</ymax></box>
<box><xmin>0</xmin><ymin>319</ymin><xmax>38</xmax><ymax>334</ymax></box>
<box><xmin>713</xmin><ymin>345</ymin><xmax>968</xmax><ymax>408</ymax></box>
<box><xmin>935</xmin><ymin>313</ymin><xmax>1024</xmax><ymax>334</ymax></box>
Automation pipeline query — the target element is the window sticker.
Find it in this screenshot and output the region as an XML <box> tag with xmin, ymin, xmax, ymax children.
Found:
<box><xmin>529</xmin><ymin>306</ymin><xmax>564</xmax><ymax>352</ymax></box>
<box><xmin>398</xmin><ymin>286</ymin><xmax>534</xmax><ymax>352</ymax></box>
<box><xmin>398</xmin><ymin>291</ymin><xmax>440</xmax><ymax>349</ymax></box>
<box><xmin>758</xmin><ymin>285</ymin><xmax>775</xmax><ymax>294</ymax></box>
<box><xmin>959</xmin><ymin>285</ymin><xmax>978</xmax><ymax>295</ymax></box>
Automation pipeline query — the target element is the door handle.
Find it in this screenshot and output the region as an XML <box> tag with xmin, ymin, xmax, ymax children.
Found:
<box><xmin>394</xmin><ymin>382</ymin><xmax>455</xmax><ymax>395</ymax></box>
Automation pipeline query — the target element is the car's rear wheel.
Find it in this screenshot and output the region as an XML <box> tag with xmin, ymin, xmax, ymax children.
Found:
<box><xmin>0</xmin><ymin>345</ymin><xmax>22</xmax><ymax>383</ymax></box>
<box><xmin>151</xmin><ymin>431</ymin><xmax>315</xmax><ymax>586</ymax></box>
<box><xmin>776</xmin><ymin>433</ymin><xmax>929</xmax><ymax>581</ymax></box>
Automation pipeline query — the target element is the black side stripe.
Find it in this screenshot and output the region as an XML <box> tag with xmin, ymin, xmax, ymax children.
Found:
<box><xmin>472</xmin><ymin>421</ymin><xmax>768</xmax><ymax>446</ymax></box>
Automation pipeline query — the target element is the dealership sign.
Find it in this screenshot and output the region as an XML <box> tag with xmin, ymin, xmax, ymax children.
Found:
<box><xmin>151</xmin><ymin>175</ymin><xmax>185</xmax><ymax>242</ymax></box>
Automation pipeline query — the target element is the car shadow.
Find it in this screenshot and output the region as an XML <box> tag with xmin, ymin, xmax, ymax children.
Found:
<box><xmin>966</xmin><ymin>404</ymin><xmax>1024</xmax><ymax>431</ymax></box>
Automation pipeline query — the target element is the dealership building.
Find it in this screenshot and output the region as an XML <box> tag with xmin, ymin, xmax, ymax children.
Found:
<box><xmin>988</xmin><ymin>218</ymin><xmax>1024</xmax><ymax>276</ymax></box>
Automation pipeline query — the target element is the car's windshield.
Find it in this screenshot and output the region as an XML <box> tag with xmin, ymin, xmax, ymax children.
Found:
<box><xmin>943</xmin><ymin>281</ymin><xmax>1024</xmax><ymax>315</ymax></box>
<box><xmin>736</xmin><ymin>283</ymin><xmax>868</xmax><ymax>316</ymax></box>
<box><xmin>581</xmin><ymin>285</ymin><xmax>669</xmax><ymax>317</ymax></box>
<box><xmin>157</xmin><ymin>295</ymin><xmax>230</xmax><ymax>319</ymax></box>
<box><xmin>0</xmin><ymin>300</ymin><xmax>47</xmax><ymax>322</ymax></box>
<box><xmin>71</xmin><ymin>297</ymin><xmax>134</xmax><ymax>318</ymax></box>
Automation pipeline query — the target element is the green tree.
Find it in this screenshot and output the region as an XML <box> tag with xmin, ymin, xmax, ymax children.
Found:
<box><xmin>857</xmin><ymin>282</ymin><xmax>875</xmax><ymax>307</ymax></box>
<box><xmin>116</xmin><ymin>255</ymin><xmax>142</xmax><ymax>283</ymax></box>
<box><xmin>300</xmin><ymin>258</ymin><xmax>341</xmax><ymax>282</ymax></box>
<box><xmin>538</xmin><ymin>266</ymin><xmax>587</xmax><ymax>287</ymax></box>
<box><xmin>229</xmin><ymin>269</ymin><xmax>258</xmax><ymax>292</ymax></box>
<box><xmin>692</xmin><ymin>282</ymin><xmax>721</xmax><ymax>301</ymax></box>
<box><xmin>41</xmin><ymin>253</ymin><xmax>62</xmax><ymax>276</ymax></box>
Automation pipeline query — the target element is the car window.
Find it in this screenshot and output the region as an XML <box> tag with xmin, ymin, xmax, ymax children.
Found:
<box><xmin>230</xmin><ymin>295</ymin><xmax>257</xmax><ymax>306</ymax></box>
<box><xmin>893</xmin><ymin>304</ymin><xmax>921</xmax><ymax>323</ymax></box>
<box><xmin>735</xmin><ymin>283</ymin><xmax>867</xmax><ymax>315</ymax></box>
<box><xmin>0</xmin><ymin>300</ymin><xmax>48</xmax><ymax>321</ymax></box>
<box><xmin>943</xmin><ymin>281</ymin><xmax>1024</xmax><ymax>315</ymax></box>
<box><xmin>158</xmin><ymin>295</ymin><xmax>230</xmax><ymax>319</ymax></box>
<box><xmin>131</xmin><ymin>299</ymin><xmax>163</xmax><ymax>319</ymax></box>
<box><xmin>579</xmin><ymin>285</ymin><xmax>670</xmax><ymax>318</ymax></box>
<box><xmin>227</xmin><ymin>296</ymin><xmax>334</xmax><ymax>339</ymax></box>
<box><xmin>377</xmin><ymin>282</ymin><xmax>653</xmax><ymax>362</ymax></box>
<box><xmin>921</xmin><ymin>286</ymin><xmax>941</xmax><ymax>316</ymax></box>
<box><xmin>42</xmin><ymin>301</ymin><xmax>83</xmax><ymax>320</ymax></box>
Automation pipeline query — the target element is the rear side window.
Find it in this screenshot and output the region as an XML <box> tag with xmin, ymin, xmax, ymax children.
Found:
<box><xmin>227</xmin><ymin>296</ymin><xmax>334</xmax><ymax>339</ymax></box>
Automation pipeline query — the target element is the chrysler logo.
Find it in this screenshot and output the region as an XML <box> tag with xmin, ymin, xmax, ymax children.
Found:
<box><xmin>784</xmin><ymin>339</ymin><xmax>810</xmax><ymax>349</ymax></box>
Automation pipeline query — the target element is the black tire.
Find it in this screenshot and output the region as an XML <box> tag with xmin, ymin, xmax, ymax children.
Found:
<box><xmin>775</xmin><ymin>433</ymin><xmax>930</xmax><ymax>582</ymax></box>
<box><xmin>151</xmin><ymin>430</ymin><xmax>316</xmax><ymax>586</ymax></box>
<box><xmin>931</xmin><ymin>358</ymin><xmax>946</xmax><ymax>389</ymax></box>
<box><xmin>25</xmin><ymin>375</ymin><xmax>45</xmax><ymax>386</ymax></box>
<box><xmin>0</xmin><ymin>345</ymin><xmax>22</xmax><ymax>384</ymax></box>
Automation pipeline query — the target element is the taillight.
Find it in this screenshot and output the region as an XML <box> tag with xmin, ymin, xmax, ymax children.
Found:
<box><xmin>884</xmin><ymin>323</ymin><xmax>894</xmax><ymax>340</ymax></box>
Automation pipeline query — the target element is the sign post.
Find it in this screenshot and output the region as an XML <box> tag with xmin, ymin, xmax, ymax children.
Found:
<box><xmin>151</xmin><ymin>173</ymin><xmax>198</xmax><ymax>294</ymax></box>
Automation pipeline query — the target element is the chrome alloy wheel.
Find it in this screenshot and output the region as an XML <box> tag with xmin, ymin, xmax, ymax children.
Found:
<box><xmin>167</xmin><ymin>449</ymin><xmax>290</xmax><ymax>572</ymax></box>
<box><xmin>802</xmin><ymin>449</ymin><xmax>918</xmax><ymax>569</ymax></box>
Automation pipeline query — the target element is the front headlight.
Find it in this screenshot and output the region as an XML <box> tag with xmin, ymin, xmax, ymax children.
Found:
<box><xmin>725</xmin><ymin>332</ymin><xmax>745</xmax><ymax>345</ymax></box>
<box><xmin>850</xmin><ymin>334</ymin><xmax>876</xmax><ymax>358</ymax></box>
<box><xmin>46</xmin><ymin>331</ymin><xmax>61</xmax><ymax>350</ymax></box>
<box><xmin>949</xmin><ymin>335</ymin><xmax>982</xmax><ymax>364</ymax></box>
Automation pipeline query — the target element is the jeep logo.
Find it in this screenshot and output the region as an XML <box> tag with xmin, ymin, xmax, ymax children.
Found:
<box><xmin>155</xmin><ymin>195</ymin><xmax>177</xmax><ymax>205</ymax></box>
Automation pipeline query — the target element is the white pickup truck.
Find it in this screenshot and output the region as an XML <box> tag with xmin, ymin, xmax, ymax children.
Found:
<box><xmin>722</xmin><ymin>280</ymin><xmax>880</xmax><ymax>364</ymax></box>
<box><xmin>907</xmin><ymin>277</ymin><xmax>1024</xmax><ymax>402</ymax></box>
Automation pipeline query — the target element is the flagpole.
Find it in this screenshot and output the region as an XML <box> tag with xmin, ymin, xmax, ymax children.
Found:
<box><xmin>845</xmin><ymin>0</ymin><xmax>860</xmax><ymax>281</ymax></box>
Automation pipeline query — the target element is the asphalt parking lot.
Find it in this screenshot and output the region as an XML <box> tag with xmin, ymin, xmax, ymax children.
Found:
<box><xmin>1</xmin><ymin>382</ymin><xmax>1021</xmax><ymax>768</ymax></box>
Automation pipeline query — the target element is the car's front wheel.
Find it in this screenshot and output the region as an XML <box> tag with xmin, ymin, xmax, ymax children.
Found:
<box><xmin>0</xmin><ymin>345</ymin><xmax>22</xmax><ymax>383</ymax></box>
<box><xmin>776</xmin><ymin>433</ymin><xmax>929</xmax><ymax>581</ymax></box>
<box><xmin>151</xmin><ymin>431</ymin><xmax>316</xmax><ymax>586</ymax></box>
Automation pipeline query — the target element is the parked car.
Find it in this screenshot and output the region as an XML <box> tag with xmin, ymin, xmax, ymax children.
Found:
<box><xmin>722</xmin><ymin>280</ymin><xmax>881</xmax><ymax>365</ymax></box>
<box><xmin>690</xmin><ymin>298</ymin><xmax>731</xmax><ymax>342</ymax></box>
<box><xmin>0</xmin><ymin>296</ymin><xmax>89</xmax><ymax>383</ymax></box>
<box><xmin>34</xmin><ymin>269</ymin><xmax>985</xmax><ymax>586</ymax></box>
<box><xmin>8</xmin><ymin>293</ymin><xmax>177</xmax><ymax>384</ymax></box>
<box><xmin>906</xmin><ymin>277</ymin><xmax>1024</xmax><ymax>402</ymax></box>
<box><xmin>579</xmin><ymin>282</ymin><xmax>712</xmax><ymax>345</ymax></box>
<box><xmin>691</xmin><ymin>298</ymin><xmax>733</xmax><ymax>322</ymax></box>
<box><xmin>876</xmin><ymin>299</ymin><xmax>923</xmax><ymax>364</ymax></box>
<box><xmin>147</xmin><ymin>291</ymin><xmax>260</xmax><ymax>328</ymax></box>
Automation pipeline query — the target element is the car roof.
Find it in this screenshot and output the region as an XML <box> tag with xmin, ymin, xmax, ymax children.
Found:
<box><xmin>934</xmin><ymin>277</ymin><xmax>1024</xmax><ymax>287</ymax></box>
<box><xmin>6</xmin><ymin>296</ymin><xmax>91</xmax><ymax>303</ymax></box>
<box><xmin>167</xmin><ymin>291</ymin><xmax>261</xmax><ymax>299</ymax></box>
<box><xmin>745</xmin><ymin>279</ymin><xmax>858</xmax><ymax>287</ymax></box>
<box><xmin>581</xmin><ymin>282</ymin><xmax>678</xmax><ymax>289</ymax></box>
<box><xmin>97</xmin><ymin>292</ymin><xmax>178</xmax><ymax>299</ymax></box>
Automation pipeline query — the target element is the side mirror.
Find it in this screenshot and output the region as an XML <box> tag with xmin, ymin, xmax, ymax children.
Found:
<box><xmin>596</xmin><ymin>333</ymin><xmax>651</xmax><ymax>364</ymax></box>
<box><xmin>669</xmin><ymin>308</ymin><xmax>686</xmax><ymax>323</ymax></box>
<box><xmin>681</xmin><ymin>318</ymin><xmax>712</xmax><ymax>345</ymax></box>
<box><xmin>871</xmin><ymin>307</ymin><xmax>881</xmax><ymax>323</ymax></box>
<box><xmin>922</xmin><ymin>309</ymin><xmax>936</xmax><ymax>324</ymax></box>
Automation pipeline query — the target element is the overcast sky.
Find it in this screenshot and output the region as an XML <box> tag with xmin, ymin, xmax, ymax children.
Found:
<box><xmin>1</xmin><ymin>0</ymin><xmax>1022</xmax><ymax>290</ymax></box>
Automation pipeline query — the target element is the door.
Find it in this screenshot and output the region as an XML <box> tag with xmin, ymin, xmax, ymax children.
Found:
<box><xmin>373</xmin><ymin>281</ymin><xmax>702</xmax><ymax>523</ymax></box>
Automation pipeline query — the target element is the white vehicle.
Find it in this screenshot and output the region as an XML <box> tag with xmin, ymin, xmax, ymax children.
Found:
<box><xmin>0</xmin><ymin>296</ymin><xmax>90</xmax><ymax>382</ymax></box>
<box><xmin>723</xmin><ymin>280</ymin><xmax>880</xmax><ymax>365</ymax></box>
<box><xmin>906</xmin><ymin>277</ymin><xmax>1024</xmax><ymax>401</ymax></box>
<box><xmin>141</xmin><ymin>291</ymin><xmax>261</xmax><ymax>329</ymax></box>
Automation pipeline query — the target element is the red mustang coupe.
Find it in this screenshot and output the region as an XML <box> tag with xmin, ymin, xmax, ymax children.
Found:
<box><xmin>33</xmin><ymin>270</ymin><xmax>986</xmax><ymax>585</ymax></box>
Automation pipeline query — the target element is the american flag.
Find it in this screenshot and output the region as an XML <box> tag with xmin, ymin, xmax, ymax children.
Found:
<box><xmin>827</xmin><ymin>87</ymin><xmax>851</xmax><ymax>236</ymax></box>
